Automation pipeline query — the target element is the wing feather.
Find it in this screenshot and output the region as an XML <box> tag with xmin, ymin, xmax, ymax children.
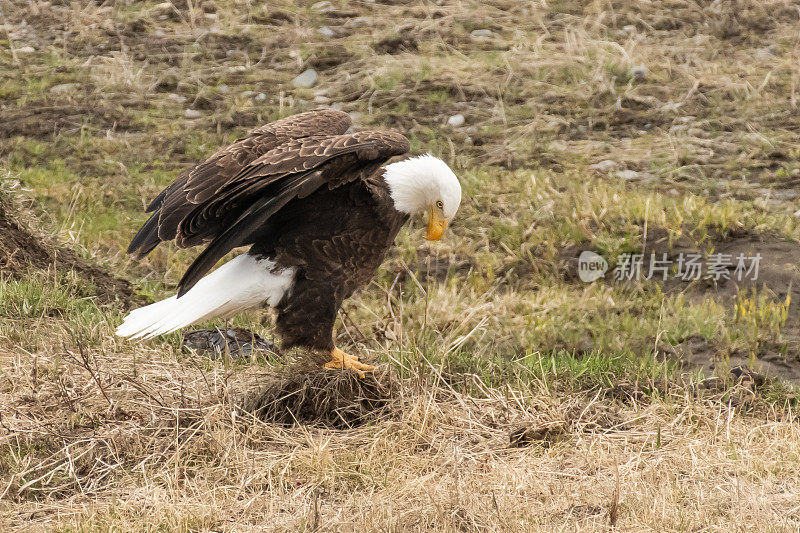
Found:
<box><xmin>125</xmin><ymin>110</ymin><xmax>410</xmax><ymax>296</ymax></box>
<box><xmin>175</xmin><ymin>131</ymin><xmax>408</xmax><ymax>294</ymax></box>
<box><xmin>128</xmin><ymin>109</ymin><xmax>352</xmax><ymax>257</ymax></box>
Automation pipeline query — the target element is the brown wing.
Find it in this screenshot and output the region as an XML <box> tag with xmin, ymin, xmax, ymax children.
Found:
<box><xmin>175</xmin><ymin>130</ymin><xmax>408</xmax><ymax>249</ymax></box>
<box><xmin>140</xmin><ymin>128</ymin><xmax>409</xmax><ymax>296</ymax></box>
<box><xmin>128</xmin><ymin>109</ymin><xmax>352</xmax><ymax>258</ymax></box>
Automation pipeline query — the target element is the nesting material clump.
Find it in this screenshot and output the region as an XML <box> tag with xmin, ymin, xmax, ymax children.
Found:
<box><xmin>242</xmin><ymin>365</ymin><xmax>397</xmax><ymax>429</ymax></box>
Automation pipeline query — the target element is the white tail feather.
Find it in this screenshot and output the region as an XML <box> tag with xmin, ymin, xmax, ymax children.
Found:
<box><xmin>116</xmin><ymin>254</ymin><xmax>295</xmax><ymax>340</ymax></box>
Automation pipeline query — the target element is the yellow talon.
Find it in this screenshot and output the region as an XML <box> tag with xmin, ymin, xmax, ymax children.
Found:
<box><xmin>324</xmin><ymin>348</ymin><xmax>375</xmax><ymax>378</ymax></box>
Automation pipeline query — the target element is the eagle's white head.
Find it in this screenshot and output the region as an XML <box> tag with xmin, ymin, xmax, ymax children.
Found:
<box><xmin>383</xmin><ymin>155</ymin><xmax>462</xmax><ymax>240</ymax></box>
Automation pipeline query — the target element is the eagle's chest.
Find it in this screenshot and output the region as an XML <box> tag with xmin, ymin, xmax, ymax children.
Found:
<box><xmin>272</xmin><ymin>181</ymin><xmax>406</xmax><ymax>288</ymax></box>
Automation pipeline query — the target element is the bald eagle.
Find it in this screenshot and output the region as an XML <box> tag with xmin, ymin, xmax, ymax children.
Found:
<box><xmin>117</xmin><ymin>110</ymin><xmax>462</xmax><ymax>375</ymax></box>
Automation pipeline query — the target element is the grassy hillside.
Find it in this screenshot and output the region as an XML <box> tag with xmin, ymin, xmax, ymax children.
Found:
<box><xmin>2</xmin><ymin>0</ymin><xmax>800</xmax><ymax>530</ymax></box>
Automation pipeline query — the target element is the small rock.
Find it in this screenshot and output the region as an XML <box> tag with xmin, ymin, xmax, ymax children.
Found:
<box><xmin>229</xmin><ymin>65</ymin><xmax>246</xmax><ymax>73</ymax></box>
<box><xmin>204</xmin><ymin>13</ymin><xmax>218</xmax><ymax>21</ymax></box>
<box><xmin>447</xmin><ymin>114</ymin><xmax>465</xmax><ymax>127</ymax></box>
<box><xmin>669</xmin><ymin>188</ymin><xmax>679</xmax><ymax>196</ymax></box>
<box><xmin>345</xmin><ymin>17</ymin><xmax>372</xmax><ymax>27</ymax></box>
<box><xmin>166</xmin><ymin>93</ymin><xmax>187</xmax><ymax>103</ymax></box>
<box><xmin>330</xmin><ymin>102</ymin><xmax>343</xmax><ymax>111</ymax></box>
<box><xmin>240</xmin><ymin>90</ymin><xmax>257</xmax><ymax>98</ymax></box>
<box><xmin>630</xmin><ymin>65</ymin><xmax>648</xmax><ymax>81</ymax></box>
<box><xmin>16</xmin><ymin>45</ymin><xmax>35</xmax><ymax>54</ymax></box>
<box><xmin>49</xmin><ymin>83</ymin><xmax>79</xmax><ymax>94</ymax></box>
<box><xmin>184</xmin><ymin>109</ymin><xmax>202</xmax><ymax>119</ymax></box>
<box><xmin>311</xmin><ymin>0</ymin><xmax>334</xmax><ymax>11</ymax></box>
<box><xmin>218</xmin><ymin>84</ymin><xmax>229</xmax><ymax>93</ymax></box>
<box><xmin>255</xmin><ymin>92</ymin><xmax>267</xmax><ymax>101</ymax></box>
<box><xmin>470</xmin><ymin>29</ymin><xmax>493</xmax><ymax>39</ymax></box>
<box><xmin>318</xmin><ymin>26</ymin><xmax>336</xmax><ymax>37</ymax></box>
<box><xmin>623</xmin><ymin>25</ymin><xmax>636</xmax><ymax>32</ymax></box>
<box><xmin>589</xmin><ymin>160</ymin><xmax>617</xmax><ymax>172</ymax></box>
<box><xmin>616</xmin><ymin>169</ymin><xmax>640</xmax><ymax>180</ymax></box>
<box><xmin>314</xmin><ymin>95</ymin><xmax>331</xmax><ymax>104</ymax></box>
<box><xmin>292</xmin><ymin>69</ymin><xmax>318</xmax><ymax>88</ymax></box>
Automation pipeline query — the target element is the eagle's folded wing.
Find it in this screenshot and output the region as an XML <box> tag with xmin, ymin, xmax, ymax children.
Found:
<box><xmin>175</xmin><ymin>130</ymin><xmax>409</xmax><ymax>296</ymax></box>
<box><xmin>128</xmin><ymin>109</ymin><xmax>353</xmax><ymax>258</ymax></box>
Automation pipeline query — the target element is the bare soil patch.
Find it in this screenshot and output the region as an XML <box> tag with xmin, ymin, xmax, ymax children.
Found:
<box><xmin>562</xmin><ymin>227</ymin><xmax>800</xmax><ymax>304</ymax></box>
<box><xmin>0</xmin><ymin>100</ymin><xmax>137</xmax><ymax>142</ymax></box>
<box><xmin>0</xmin><ymin>197</ymin><xmax>134</xmax><ymax>308</ymax></box>
<box><xmin>563</xmin><ymin>227</ymin><xmax>800</xmax><ymax>382</ymax></box>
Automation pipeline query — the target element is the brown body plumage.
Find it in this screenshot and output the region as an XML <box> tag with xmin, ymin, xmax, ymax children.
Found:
<box><xmin>125</xmin><ymin>110</ymin><xmax>409</xmax><ymax>353</ymax></box>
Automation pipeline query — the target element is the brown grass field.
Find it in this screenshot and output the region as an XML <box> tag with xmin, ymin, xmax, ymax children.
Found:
<box><xmin>3</xmin><ymin>0</ymin><xmax>800</xmax><ymax>530</ymax></box>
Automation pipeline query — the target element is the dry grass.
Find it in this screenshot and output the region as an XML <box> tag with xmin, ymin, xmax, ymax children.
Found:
<box><xmin>2</xmin><ymin>343</ymin><xmax>800</xmax><ymax>531</ymax></box>
<box><xmin>3</xmin><ymin>0</ymin><xmax>800</xmax><ymax>530</ymax></box>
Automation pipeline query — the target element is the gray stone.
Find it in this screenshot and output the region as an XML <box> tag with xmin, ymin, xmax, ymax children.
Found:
<box><xmin>218</xmin><ymin>84</ymin><xmax>229</xmax><ymax>93</ymax></box>
<box><xmin>16</xmin><ymin>45</ymin><xmax>35</xmax><ymax>54</ymax></box>
<box><xmin>184</xmin><ymin>109</ymin><xmax>202</xmax><ymax>119</ymax></box>
<box><xmin>240</xmin><ymin>90</ymin><xmax>257</xmax><ymax>98</ymax></box>
<box><xmin>470</xmin><ymin>29</ymin><xmax>493</xmax><ymax>39</ymax></box>
<box><xmin>292</xmin><ymin>69</ymin><xmax>318</xmax><ymax>88</ymax></box>
<box><xmin>49</xmin><ymin>83</ymin><xmax>79</xmax><ymax>94</ymax></box>
<box><xmin>311</xmin><ymin>1</ymin><xmax>334</xmax><ymax>11</ymax></box>
<box><xmin>166</xmin><ymin>93</ymin><xmax>187</xmax><ymax>103</ymax></box>
<box><xmin>346</xmin><ymin>17</ymin><xmax>372</xmax><ymax>27</ymax></box>
<box><xmin>447</xmin><ymin>114</ymin><xmax>465</xmax><ymax>127</ymax></box>
<box><xmin>616</xmin><ymin>169</ymin><xmax>640</xmax><ymax>180</ymax></box>
<box><xmin>589</xmin><ymin>160</ymin><xmax>617</xmax><ymax>172</ymax></box>
<box><xmin>318</xmin><ymin>26</ymin><xmax>336</xmax><ymax>37</ymax></box>
<box><xmin>314</xmin><ymin>95</ymin><xmax>331</xmax><ymax>104</ymax></box>
<box><xmin>255</xmin><ymin>93</ymin><xmax>267</xmax><ymax>101</ymax></box>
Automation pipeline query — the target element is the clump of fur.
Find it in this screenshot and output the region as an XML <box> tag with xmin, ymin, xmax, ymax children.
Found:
<box><xmin>241</xmin><ymin>362</ymin><xmax>398</xmax><ymax>429</ymax></box>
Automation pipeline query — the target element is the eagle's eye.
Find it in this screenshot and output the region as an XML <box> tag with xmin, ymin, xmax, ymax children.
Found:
<box><xmin>435</xmin><ymin>200</ymin><xmax>444</xmax><ymax>209</ymax></box>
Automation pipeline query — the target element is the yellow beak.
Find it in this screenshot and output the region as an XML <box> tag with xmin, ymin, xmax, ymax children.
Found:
<box><xmin>426</xmin><ymin>205</ymin><xmax>448</xmax><ymax>241</ymax></box>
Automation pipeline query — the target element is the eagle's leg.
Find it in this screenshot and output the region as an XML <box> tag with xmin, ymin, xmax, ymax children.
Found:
<box><xmin>324</xmin><ymin>347</ymin><xmax>375</xmax><ymax>378</ymax></box>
